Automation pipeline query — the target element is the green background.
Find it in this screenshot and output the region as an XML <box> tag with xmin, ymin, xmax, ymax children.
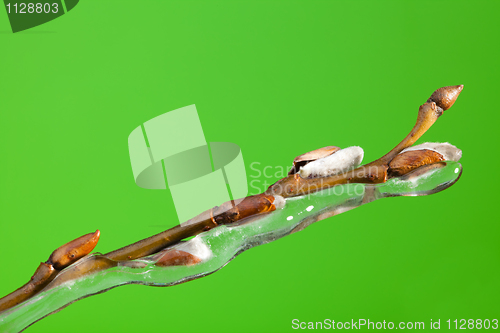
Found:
<box><xmin>0</xmin><ymin>1</ymin><xmax>498</xmax><ymax>332</ymax></box>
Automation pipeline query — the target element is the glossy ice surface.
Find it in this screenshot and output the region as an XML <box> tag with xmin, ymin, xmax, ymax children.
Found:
<box><xmin>0</xmin><ymin>161</ymin><xmax>462</xmax><ymax>333</ymax></box>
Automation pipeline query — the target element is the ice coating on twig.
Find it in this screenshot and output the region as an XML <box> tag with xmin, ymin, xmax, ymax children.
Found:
<box><xmin>175</xmin><ymin>236</ymin><xmax>212</xmax><ymax>261</ymax></box>
<box><xmin>400</xmin><ymin>142</ymin><xmax>462</xmax><ymax>162</ymax></box>
<box><xmin>0</xmin><ymin>161</ymin><xmax>463</xmax><ymax>332</ymax></box>
<box><xmin>299</xmin><ymin>146</ymin><xmax>364</xmax><ymax>179</ymax></box>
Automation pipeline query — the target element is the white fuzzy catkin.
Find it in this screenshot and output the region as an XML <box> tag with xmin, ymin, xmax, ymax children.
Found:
<box><xmin>176</xmin><ymin>237</ymin><xmax>212</xmax><ymax>261</ymax></box>
<box><xmin>272</xmin><ymin>195</ymin><xmax>286</xmax><ymax>209</ymax></box>
<box><xmin>299</xmin><ymin>146</ymin><xmax>364</xmax><ymax>179</ymax></box>
<box><xmin>400</xmin><ymin>142</ymin><xmax>462</xmax><ymax>161</ymax></box>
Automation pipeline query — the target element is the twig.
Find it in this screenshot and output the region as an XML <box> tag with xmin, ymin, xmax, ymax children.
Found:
<box><xmin>266</xmin><ymin>85</ymin><xmax>463</xmax><ymax>197</ymax></box>
<box><xmin>0</xmin><ymin>85</ymin><xmax>464</xmax><ymax>314</ymax></box>
<box><xmin>0</xmin><ymin>231</ymin><xmax>99</xmax><ymax>312</ymax></box>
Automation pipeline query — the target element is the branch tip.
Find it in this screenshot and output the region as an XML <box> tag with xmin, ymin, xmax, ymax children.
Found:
<box><xmin>427</xmin><ymin>85</ymin><xmax>464</xmax><ymax>111</ymax></box>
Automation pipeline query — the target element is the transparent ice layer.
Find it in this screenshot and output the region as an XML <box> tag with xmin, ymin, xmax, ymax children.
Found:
<box><xmin>0</xmin><ymin>161</ymin><xmax>462</xmax><ymax>332</ymax></box>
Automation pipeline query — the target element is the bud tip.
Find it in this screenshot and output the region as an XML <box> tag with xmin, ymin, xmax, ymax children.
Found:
<box><xmin>428</xmin><ymin>85</ymin><xmax>464</xmax><ymax>111</ymax></box>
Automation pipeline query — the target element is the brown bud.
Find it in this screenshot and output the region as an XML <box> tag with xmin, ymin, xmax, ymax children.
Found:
<box><xmin>47</xmin><ymin>230</ymin><xmax>100</xmax><ymax>270</ymax></box>
<box><xmin>212</xmin><ymin>193</ymin><xmax>277</xmax><ymax>224</ymax></box>
<box><xmin>155</xmin><ymin>249</ymin><xmax>202</xmax><ymax>267</ymax></box>
<box><xmin>48</xmin><ymin>255</ymin><xmax>118</xmax><ymax>287</ymax></box>
<box><xmin>288</xmin><ymin>146</ymin><xmax>340</xmax><ymax>175</ymax></box>
<box><xmin>389</xmin><ymin>149</ymin><xmax>444</xmax><ymax>176</ymax></box>
<box><xmin>30</xmin><ymin>262</ymin><xmax>56</xmax><ymax>286</ymax></box>
<box><xmin>427</xmin><ymin>85</ymin><xmax>464</xmax><ymax>111</ymax></box>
